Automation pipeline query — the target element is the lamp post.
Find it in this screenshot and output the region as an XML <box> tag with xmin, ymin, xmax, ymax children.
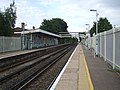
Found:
<box><xmin>90</xmin><ymin>9</ymin><xmax>98</xmax><ymax>34</ymax></box>
<box><xmin>85</xmin><ymin>24</ymin><xmax>90</xmax><ymax>31</ymax></box>
<box><xmin>90</xmin><ymin>9</ymin><xmax>99</xmax><ymax>55</ymax></box>
<box><xmin>21</xmin><ymin>22</ymin><xmax>27</xmax><ymax>50</ymax></box>
<box><xmin>21</xmin><ymin>23</ymin><xmax>25</xmax><ymax>50</ymax></box>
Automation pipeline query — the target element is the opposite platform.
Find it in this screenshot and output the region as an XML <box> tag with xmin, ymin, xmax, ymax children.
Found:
<box><xmin>0</xmin><ymin>49</ymin><xmax>40</xmax><ymax>59</ymax></box>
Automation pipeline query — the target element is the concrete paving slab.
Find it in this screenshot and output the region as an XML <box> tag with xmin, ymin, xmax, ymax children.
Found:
<box><xmin>55</xmin><ymin>45</ymin><xmax>79</xmax><ymax>90</ymax></box>
<box><xmin>82</xmin><ymin>45</ymin><xmax>120</xmax><ymax>90</ymax></box>
<box><xmin>54</xmin><ymin>44</ymin><xmax>93</xmax><ymax>90</ymax></box>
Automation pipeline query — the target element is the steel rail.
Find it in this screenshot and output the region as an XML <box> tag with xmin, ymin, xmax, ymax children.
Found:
<box><xmin>0</xmin><ymin>45</ymin><xmax>70</xmax><ymax>84</ymax></box>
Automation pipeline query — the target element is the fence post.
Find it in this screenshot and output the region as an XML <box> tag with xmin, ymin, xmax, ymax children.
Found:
<box><xmin>30</xmin><ymin>33</ymin><xmax>32</xmax><ymax>49</ymax></box>
<box><xmin>91</xmin><ymin>37</ymin><xmax>94</xmax><ymax>56</ymax></box>
<box><xmin>100</xmin><ymin>33</ymin><xmax>102</xmax><ymax>57</ymax></box>
<box><xmin>90</xmin><ymin>37</ymin><xmax>92</xmax><ymax>49</ymax></box>
<box><xmin>113</xmin><ymin>29</ymin><xmax>115</xmax><ymax>69</ymax></box>
<box><xmin>2</xmin><ymin>36</ymin><xmax>4</xmax><ymax>52</ymax></box>
<box><xmin>1</xmin><ymin>36</ymin><xmax>3</xmax><ymax>52</ymax></box>
<box><xmin>94</xmin><ymin>36</ymin><xmax>96</xmax><ymax>58</ymax></box>
<box><xmin>104</xmin><ymin>31</ymin><xmax>106</xmax><ymax>61</ymax></box>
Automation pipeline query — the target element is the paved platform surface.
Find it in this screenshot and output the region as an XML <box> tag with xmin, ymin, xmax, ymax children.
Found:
<box><xmin>82</xmin><ymin>45</ymin><xmax>120</xmax><ymax>90</ymax></box>
<box><xmin>51</xmin><ymin>44</ymin><xmax>120</xmax><ymax>90</ymax></box>
<box><xmin>0</xmin><ymin>49</ymin><xmax>41</xmax><ymax>59</ymax></box>
<box><xmin>51</xmin><ymin>44</ymin><xmax>93</xmax><ymax>90</ymax></box>
<box><xmin>0</xmin><ymin>45</ymin><xmax>63</xmax><ymax>59</ymax></box>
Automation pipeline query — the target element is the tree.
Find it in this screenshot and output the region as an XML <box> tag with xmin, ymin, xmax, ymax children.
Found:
<box><xmin>0</xmin><ymin>11</ymin><xmax>12</xmax><ymax>36</ymax></box>
<box><xmin>90</xmin><ymin>17</ymin><xmax>113</xmax><ymax>37</ymax></box>
<box><xmin>98</xmin><ymin>17</ymin><xmax>112</xmax><ymax>33</ymax></box>
<box><xmin>90</xmin><ymin>22</ymin><xmax>96</xmax><ymax>37</ymax></box>
<box><xmin>40</xmin><ymin>18</ymin><xmax>68</xmax><ymax>34</ymax></box>
<box><xmin>0</xmin><ymin>1</ymin><xmax>17</xmax><ymax>36</ymax></box>
<box><xmin>0</xmin><ymin>12</ymin><xmax>5</xmax><ymax>36</ymax></box>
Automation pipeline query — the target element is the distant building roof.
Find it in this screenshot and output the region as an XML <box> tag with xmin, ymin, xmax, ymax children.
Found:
<box><xmin>14</xmin><ymin>28</ymin><xmax>61</xmax><ymax>38</ymax></box>
<box><xmin>14</xmin><ymin>27</ymin><xmax>29</xmax><ymax>32</ymax></box>
<box><xmin>59</xmin><ymin>34</ymin><xmax>72</xmax><ymax>38</ymax></box>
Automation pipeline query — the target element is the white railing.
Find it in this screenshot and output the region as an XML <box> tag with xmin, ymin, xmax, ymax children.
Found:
<box><xmin>85</xmin><ymin>27</ymin><xmax>120</xmax><ymax>70</ymax></box>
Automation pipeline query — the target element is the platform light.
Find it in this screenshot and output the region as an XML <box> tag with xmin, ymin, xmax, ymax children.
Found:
<box><xmin>90</xmin><ymin>9</ymin><xmax>99</xmax><ymax>55</ymax></box>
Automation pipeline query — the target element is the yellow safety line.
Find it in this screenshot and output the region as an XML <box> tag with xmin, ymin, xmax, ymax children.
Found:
<box><xmin>81</xmin><ymin>46</ymin><xmax>94</xmax><ymax>90</ymax></box>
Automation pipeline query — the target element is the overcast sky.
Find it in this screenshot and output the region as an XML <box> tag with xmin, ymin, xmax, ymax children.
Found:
<box><xmin>0</xmin><ymin>0</ymin><xmax>120</xmax><ymax>32</ymax></box>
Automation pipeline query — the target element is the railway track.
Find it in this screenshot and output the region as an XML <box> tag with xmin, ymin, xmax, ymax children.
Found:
<box><xmin>0</xmin><ymin>43</ymin><xmax>77</xmax><ymax>90</ymax></box>
<box><xmin>0</xmin><ymin>44</ymin><xmax>69</xmax><ymax>72</ymax></box>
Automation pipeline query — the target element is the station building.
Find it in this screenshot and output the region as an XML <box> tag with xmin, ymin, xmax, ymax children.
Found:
<box><xmin>14</xmin><ymin>28</ymin><xmax>62</xmax><ymax>50</ymax></box>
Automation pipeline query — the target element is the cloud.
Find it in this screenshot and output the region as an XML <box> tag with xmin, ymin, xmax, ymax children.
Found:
<box><xmin>0</xmin><ymin>0</ymin><xmax>13</xmax><ymax>11</ymax></box>
<box><xmin>31</xmin><ymin>0</ymin><xmax>120</xmax><ymax>31</ymax></box>
<box><xmin>0</xmin><ymin>0</ymin><xmax>120</xmax><ymax>31</ymax></box>
<box><xmin>101</xmin><ymin>0</ymin><xmax>120</xmax><ymax>9</ymax></box>
<box><xmin>15</xmin><ymin>0</ymin><xmax>47</xmax><ymax>28</ymax></box>
<box><xmin>38</xmin><ymin>0</ymin><xmax>58</xmax><ymax>6</ymax></box>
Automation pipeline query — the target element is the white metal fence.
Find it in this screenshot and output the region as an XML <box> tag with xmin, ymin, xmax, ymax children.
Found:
<box><xmin>85</xmin><ymin>27</ymin><xmax>120</xmax><ymax>70</ymax></box>
<box><xmin>0</xmin><ymin>36</ymin><xmax>21</xmax><ymax>52</ymax></box>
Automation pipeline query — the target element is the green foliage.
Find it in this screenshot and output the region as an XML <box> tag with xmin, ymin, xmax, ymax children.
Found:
<box><xmin>90</xmin><ymin>22</ymin><xmax>96</xmax><ymax>37</ymax></box>
<box><xmin>40</xmin><ymin>18</ymin><xmax>68</xmax><ymax>34</ymax></box>
<box><xmin>71</xmin><ymin>37</ymin><xmax>78</xmax><ymax>43</ymax></box>
<box><xmin>0</xmin><ymin>11</ymin><xmax>12</xmax><ymax>36</ymax></box>
<box><xmin>59</xmin><ymin>37</ymin><xmax>78</xmax><ymax>44</ymax></box>
<box><xmin>0</xmin><ymin>12</ymin><xmax>4</xmax><ymax>36</ymax></box>
<box><xmin>65</xmin><ymin>37</ymin><xmax>78</xmax><ymax>43</ymax></box>
<box><xmin>98</xmin><ymin>17</ymin><xmax>112</xmax><ymax>33</ymax></box>
<box><xmin>90</xmin><ymin>17</ymin><xmax>113</xmax><ymax>37</ymax></box>
<box><xmin>79</xmin><ymin>32</ymin><xmax>86</xmax><ymax>35</ymax></box>
<box><xmin>0</xmin><ymin>1</ymin><xmax>17</xmax><ymax>36</ymax></box>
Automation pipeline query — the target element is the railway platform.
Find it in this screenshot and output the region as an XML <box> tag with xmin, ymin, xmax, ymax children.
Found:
<box><xmin>0</xmin><ymin>44</ymin><xmax>120</xmax><ymax>90</ymax></box>
<box><xmin>0</xmin><ymin>49</ymin><xmax>40</xmax><ymax>59</ymax></box>
<box><xmin>0</xmin><ymin>44</ymin><xmax>67</xmax><ymax>59</ymax></box>
<box><xmin>50</xmin><ymin>44</ymin><xmax>120</xmax><ymax>90</ymax></box>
